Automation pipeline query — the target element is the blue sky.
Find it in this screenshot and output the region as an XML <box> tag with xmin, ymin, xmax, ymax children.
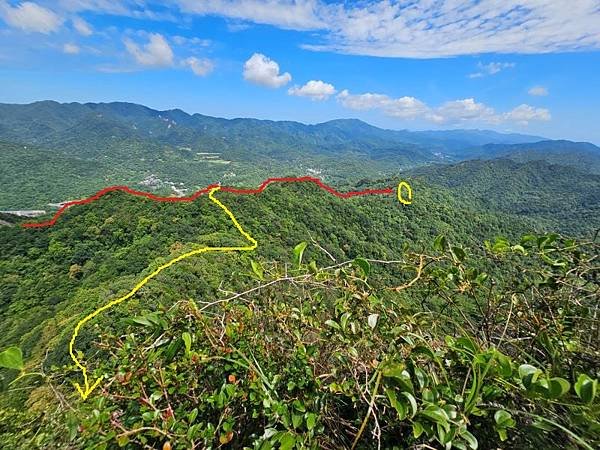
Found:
<box><xmin>0</xmin><ymin>1</ymin><xmax>599</xmax><ymax>143</ymax></box>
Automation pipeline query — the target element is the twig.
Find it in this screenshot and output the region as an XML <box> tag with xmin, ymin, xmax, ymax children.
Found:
<box><xmin>351</xmin><ymin>369</ymin><xmax>383</xmax><ymax>450</ymax></box>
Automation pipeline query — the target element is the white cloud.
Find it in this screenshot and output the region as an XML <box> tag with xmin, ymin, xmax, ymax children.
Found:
<box><xmin>58</xmin><ymin>0</ymin><xmax>131</xmax><ymax>14</ymax></box>
<box><xmin>243</xmin><ymin>53</ymin><xmax>291</xmax><ymax>88</ymax></box>
<box><xmin>63</xmin><ymin>42</ymin><xmax>80</xmax><ymax>54</ymax></box>
<box><xmin>0</xmin><ymin>1</ymin><xmax>62</xmax><ymax>33</ymax></box>
<box><xmin>337</xmin><ymin>90</ymin><xmax>550</xmax><ymax>126</ymax></box>
<box><xmin>504</xmin><ymin>104</ymin><xmax>551</xmax><ymax>124</ymax></box>
<box><xmin>288</xmin><ymin>80</ymin><xmax>336</xmax><ymax>101</ymax></box>
<box><xmin>337</xmin><ymin>90</ymin><xmax>428</xmax><ymax>119</ymax></box>
<box><xmin>176</xmin><ymin>0</ymin><xmax>325</xmax><ymax>31</ymax></box>
<box><xmin>58</xmin><ymin>0</ymin><xmax>172</xmax><ymax>20</ymax></box>
<box><xmin>528</xmin><ymin>86</ymin><xmax>549</xmax><ymax>96</ymax></box>
<box><xmin>172</xmin><ymin>35</ymin><xmax>211</xmax><ymax>47</ymax></box>
<box><xmin>433</xmin><ymin>98</ymin><xmax>499</xmax><ymax>124</ymax></box>
<box><xmin>469</xmin><ymin>62</ymin><xmax>515</xmax><ymax>78</ymax></box>
<box><xmin>72</xmin><ymin>16</ymin><xmax>92</xmax><ymax>35</ymax></box>
<box><xmin>183</xmin><ymin>56</ymin><xmax>214</xmax><ymax>76</ymax></box>
<box><xmin>174</xmin><ymin>1</ymin><xmax>600</xmax><ymax>58</ymax></box>
<box><xmin>124</xmin><ymin>33</ymin><xmax>174</xmax><ymax>67</ymax></box>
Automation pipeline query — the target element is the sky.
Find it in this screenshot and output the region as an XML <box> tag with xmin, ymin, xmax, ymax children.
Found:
<box><xmin>0</xmin><ymin>0</ymin><xmax>599</xmax><ymax>143</ymax></box>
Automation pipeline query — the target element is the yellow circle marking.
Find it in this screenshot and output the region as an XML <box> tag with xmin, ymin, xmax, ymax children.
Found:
<box><xmin>397</xmin><ymin>181</ymin><xmax>412</xmax><ymax>205</ymax></box>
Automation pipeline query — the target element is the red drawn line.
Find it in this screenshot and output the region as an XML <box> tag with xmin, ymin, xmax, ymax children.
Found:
<box><xmin>22</xmin><ymin>176</ymin><xmax>395</xmax><ymax>229</ymax></box>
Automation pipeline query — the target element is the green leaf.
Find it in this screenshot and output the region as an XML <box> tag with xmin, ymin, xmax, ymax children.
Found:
<box><xmin>292</xmin><ymin>413</ymin><xmax>303</xmax><ymax>429</ymax></box>
<box><xmin>420</xmin><ymin>405</ymin><xmax>450</xmax><ymax>432</ymax></box>
<box><xmin>188</xmin><ymin>408</ymin><xmax>198</xmax><ymax>424</ymax></box>
<box><xmin>182</xmin><ymin>332</ymin><xmax>192</xmax><ymax>355</ymax></box>
<box><xmin>492</xmin><ymin>237</ymin><xmax>510</xmax><ymax>253</ymax></box>
<box><xmin>353</xmin><ymin>257</ymin><xmax>370</xmax><ymax>277</ymax></box>
<box><xmin>494</xmin><ymin>410</ymin><xmax>515</xmax><ymax>429</ymax></box>
<box><xmin>324</xmin><ymin>319</ymin><xmax>340</xmax><ymax>330</ymax></box>
<box><xmin>386</xmin><ymin>388</ymin><xmax>407</xmax><ymax>420</ymax></box>
<box><xmin>293</xmin><ymin>242</ymin><xmax>308</xmax><ymax>267</ymax></box>
<box><xmin>510</xmin><ymin>244</ymin><xmax>526</xmax><ymax>254</ymax></box>
<box><xmin>547</xmin><ymin>377</ymin><xmax>570</xmax><ymax>398</ymax></box>
<box><xmin>574</xmin><ymin>374</ymin><xmax>597</xmax><ymax>404</ymax></box>
<box><xmin>0</xmin><ymin>346</ymin><xmax>23</xmax><ymax>371</ymax></box>
<box><xmin>518</xmin><ymin>364</ymin><xmax>541</xmax><ymax>389</ymax></box>
<box><xmin>412</xmin><ymin>421</ymin><xmax>424</xmax><ymax>438</ymax></box>
<box><xmin>292</xmin><ymin>399</ymin><xmax>306</xmax><ymax>412</ymax></box>
<box><xmin>497</xmin><ymin>428</ymin><xmax>508</xmax><ymax>441</ymax></box>
<box><xmin>460</xmin><ymin>429</ymin><xmax>478</xmax><ymax>449</ymax></box>
<box><xmin>538</xmin><ymin>233</ymin><xmax>558</xmax><ymax>250</ymax></box>
<box><xmin>401</xmin><ymin>392</ymin><xmax>418</xmax><ymax>418</ymax></box>
<box><xmin>131</xmin><ymin>316</ymin><xmax>154</xmax><ymax>327</ymax></box>
<box><xmin>279</xmin><ymin>432</ymin><xmax>296</xmax><ymax>450</ymax></box>
<box><xmin>116</xmin><ymin>435</ymin><xmax>129</xmax><ymax>447</ymax></box>
<box><xmin>433</xmin><ymin>234</ymin><xmax>447</xmax><ymax>252</ymax></box>
<box><xmin>250</xmin><ymin>259</ymin><xmax>264</xmax><ymax>280</ymax></box>
<box><xmin>494</xmin><ymin>410</ymin><xmax>515</xmax><ymax>441</ymax></box>
<box><xmin>451</xmin><ymin>246</ymin><xmax>466</xmax><ymax>263</ymax></box>
<box><xmin>493</xmin><ymin>350</ymin><xmax>512</xmax><ymax>377</ymax></box>
<box><xmin>306</xmin><ymin>413</ymin><xmax>317</xmax><ymax>431</ymax></box>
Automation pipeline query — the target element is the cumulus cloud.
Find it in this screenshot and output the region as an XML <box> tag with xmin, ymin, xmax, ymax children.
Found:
<box><xmin>503</xmin><ymin>104</ymin><xmax>551</xmax><ymax>124</ymax></box>
<box><xmin>528</xmin><ymin>86</ymin><xmax>549</xmax><ymax>96</ymax></box>
<box><xmin>337</xmin><ymin>90</ymin><xmax>429</xmax><ymax>119</ymax></box>
<box><xmin>0</xmin><ymin>1</ymin><xmax>63</xmax><ymax>33</ymax></box>
<box><xmin>183</xmin><ymin>56</ymin><xmax>214</xmax><ymax>76</ymax></box>
<box><xmin>243</xmin><ymin>53</ymin><xmax>291</xmax><ymax>88</ymax></box>
<box><xmin>433</xmin><ymin>98</ymin><xmax>499</xmax><ymax>124</ymax></box>
<box><xmin>63</xmin><ymin>42</ymin><xmax>80</xmax><ymax>54</ymax></box>
<box><xmin>288</xmin><ymin>80</ymin><xmax>336</xmax><ymax>101</ymax></box>
<box><xmin>72</xmin><ymin>16</ymin><xmax>92</xmax><ymax>35</ymax></box>
<box><xmin>124</xmin><ymin>33</ymin><xmax>174</xmax><ymax>67</ymax></box>
<box><xmin>337</xmin><ymin>90</ymin><xmax>550</xmax><ymax>126</ymax></box>
<box><xmin>469</xmin><ymin>62</ymin><xmax>515</xmax><ymax>78</ymax></box>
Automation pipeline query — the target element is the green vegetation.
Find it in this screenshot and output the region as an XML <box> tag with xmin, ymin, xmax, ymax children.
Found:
<box><xmin>412</xmin><ymin>159</ymin><xmax>600</xmax><ymax>237</ymax></box>
<box><xmin>1</xmin><ymin>101</ymin><xmax>599</xmax><ymax>448</ymax></box>
<box><xmin>2</xmin><ymin>101</ymin><xmax>598</xmax><ymax>211</ymax></box>
<box><xmin>0</xmin><ymin>179</ymin><xmax>598</xmax><ymax>449</ymax></box>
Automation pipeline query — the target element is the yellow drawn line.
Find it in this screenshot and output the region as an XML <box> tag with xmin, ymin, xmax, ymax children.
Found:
<box><xmin>397</xmin><ymin>181</ymin><xmax>412</xmax><ymax>205</ymax></box>
<box><xmin>69</xmin><ymin>187</ymin><xmax>258</xmax><ymax>400</ymax></box>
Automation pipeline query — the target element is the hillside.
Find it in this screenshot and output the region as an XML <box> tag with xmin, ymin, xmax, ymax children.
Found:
<box><xmin>1</xmin><ymin>178</ymin><xmax>598</xmax><ymax>449</ymax></box>
<box><xmin>0</xmin><ymin>102</ymin><xmax>599</xmax><ymax>449</ymax></box>
<box><xmin>0</xmin><ymin>101</ymin><xmax>561</xmax><ymax>211</ymax></box>
<box><xmin>410</xmin><ymin>159</ymin><xmax>600</xmax><ymax>237</ymax></box>
<box><xmin>448</xmin><ymin>141</ymin><xmax>600</xmax><ymax>174</ymax></box>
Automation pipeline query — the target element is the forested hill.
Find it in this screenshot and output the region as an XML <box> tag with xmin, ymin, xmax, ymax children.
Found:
<box><xmin>2</xmin><ymin>101</ymin><xmax>599</xmax><ymax>211</ymax></box>
<box><xmin>447</xmin><ymin>140</ymin><xmax>600</xmax><ymax>174</ymax></box>
<box><xmin>410</xmin><ymin>158</ymin><xmax>600</xmax><ymax>237</ymax></box>
<box><xmin>1</xmin><ymin>178</ymin><xmax>598</xmax><ymax>449</ymax></box>
<box><xmin>1</xmin><ymin>101</ymin><xmax>599</xmax><ymax>449</ymax></box>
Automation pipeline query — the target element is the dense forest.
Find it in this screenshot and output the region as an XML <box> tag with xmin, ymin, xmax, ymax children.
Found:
<box><xmin>0</xmin><ymin>101</ymin><xmax>599</xmax><ymax>449</ymax></box>
<box><xmin>1</xmin><ymin>174</ymin><xmax>598</xmax><ymax>449</ymax></box>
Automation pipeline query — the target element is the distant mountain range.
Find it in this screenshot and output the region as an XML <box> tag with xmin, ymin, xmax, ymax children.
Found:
<box><xmin>1</xmin><ymin>100</ymin><xmax>599</xmax><ymax>210</ymax></box>
<box><xmin>0</xmin><ymin>101</ymin><xmax>546</xmax><ymax>159</ymax></box>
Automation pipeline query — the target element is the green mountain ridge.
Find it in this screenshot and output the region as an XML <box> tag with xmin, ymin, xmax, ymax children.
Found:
<box><xmin>1</xmin><ymin>100</ymin><xmax>598</xmax><ymax>211</ymax></box>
